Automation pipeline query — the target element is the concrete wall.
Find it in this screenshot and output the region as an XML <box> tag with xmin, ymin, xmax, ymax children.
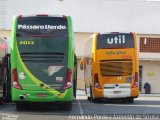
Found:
<box><xmin>77</xmin><ymin>58</ymin><xmax>85</xmax><ymax>90</ymax></box>
<box><xmin>139</xmin><ymin>61</ymin><xmax>160</xmax><ymax>93</ymax></box>
<box><xmin>74</xmin><ymin>32</ymin><xmax>93</xmax><ymax>57</ymax></box>
<box><xmin>2</xmin><ymin>0</ymin><xmax>160</xmax><ymax>34</ymax></box>
<box><xmin>0</xmin><ymin>30</ymin><xmax>11</xmax><ymax>38</ymax></box>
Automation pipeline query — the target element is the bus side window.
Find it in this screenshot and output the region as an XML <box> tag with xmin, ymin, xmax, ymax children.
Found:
<box><xmin>80</xmin><ymin>58</ymin><xmax>86</xmax><ymax>70</ymax></box>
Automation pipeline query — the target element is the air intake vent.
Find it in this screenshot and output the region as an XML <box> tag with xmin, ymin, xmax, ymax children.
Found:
<box><xmin>21</xmin><ymin>53</ymin><xmax>64</xmax><ymax>62</ymax></box>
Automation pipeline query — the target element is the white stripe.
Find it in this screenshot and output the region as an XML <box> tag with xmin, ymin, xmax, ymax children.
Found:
<box><xmin>106</xmin><ymin>104</ymin><xmax>160</xmax><ymax>108</ymax></box>
<box><xmin>77</xmin><ymin>99</ymin><xmax>83</xmax><ymax>115</ymax></box>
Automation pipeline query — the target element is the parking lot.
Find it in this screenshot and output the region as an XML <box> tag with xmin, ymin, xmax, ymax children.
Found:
<box><xmin>1</xmin><ymin>94</ymin><xmax>160</xmax><ymax>120</ymax></box>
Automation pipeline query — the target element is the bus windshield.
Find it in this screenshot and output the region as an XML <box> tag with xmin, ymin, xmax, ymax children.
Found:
<box><xmin>17</xmin><ymin>16</ymin><xmax>68</xmax><ymax>36</ymax></box>
<box><xmin>16</xmin><ymin>16</ymin><xmax>69</xmax><ymax>90</ymax></box>
<box><xmin>16</xmin><ymin>16</ymin><xmax>68</xmax><ymax>54</ymax></box>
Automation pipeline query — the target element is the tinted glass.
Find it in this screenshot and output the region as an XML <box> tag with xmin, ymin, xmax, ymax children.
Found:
<box><xmin>17</xmin><ymin>16</ymin><xmax>68</xmax><ymax>53</ymax></box>
<box><xmin>16</xmin><ymin>16</ymin><xmax>68</xmax><ymax>90</ymax></box>
<box><xmin>17</xmin><ymin>16</ymin><xmax>67</xmax><ymax>35</ymax></box>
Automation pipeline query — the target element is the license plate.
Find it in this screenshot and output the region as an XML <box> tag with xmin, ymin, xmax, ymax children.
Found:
<box><xmin>113</xmin><ymin>91</ymin><xmax>121</xmax><ymax>94</ymax></box>
<box><xmin>37</xmin><ymin>93</ymin><xmax>48</xmax><ymax>97</ymax></box>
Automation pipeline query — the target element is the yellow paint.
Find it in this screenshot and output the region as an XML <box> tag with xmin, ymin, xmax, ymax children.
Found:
<box><xmin>147</xmin><ymin>72</ymin><xmax>155</xmax><ymax>77</ymax></box>
<box><xmin>83</xmin><ymin>32</ymin><xmax>139</xmax><ymax>98</ymax></box>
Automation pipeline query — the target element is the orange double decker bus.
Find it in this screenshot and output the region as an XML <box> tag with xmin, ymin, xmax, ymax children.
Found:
<box><xmin>80</xmin><ymin>32</ymin><xmax>139</xmax><ymax>103</ymax></box>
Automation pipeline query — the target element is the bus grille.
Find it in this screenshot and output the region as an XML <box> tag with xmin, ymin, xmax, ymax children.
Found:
<box><xmin>20</xmin><ymin>53</ymin><xmax>64</xmax><ymax>62</ymax></box>
<box><xmin>100</xmin><ymin>60</ymin><xmax>132</xmax><ymax>76</ymax></box>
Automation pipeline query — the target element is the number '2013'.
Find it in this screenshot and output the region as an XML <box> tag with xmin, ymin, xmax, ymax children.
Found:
<box><xmin>19</xmin><ymin>41</ymin><xmax>34</xmax><ymax>45</ymax></box>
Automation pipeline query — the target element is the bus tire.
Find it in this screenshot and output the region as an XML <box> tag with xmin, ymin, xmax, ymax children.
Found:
<box><xmin>73</xmin><ymin>79</ymin><xmax>77</xmax><ymax>99</ymax></box>
<box><xmin>0</xmin><ymin>99</ymin><xmax>2</xmax><ymax>105</ymax></box>
<box><xmin>59</xmin><ymin>103</ymin><xmax>72</xmax><ymax>111</ymax></box>
<box><xmin>16</xmin><ymin>102</ymin><xmax>25</xmax><ymax>111</ymax></box>
<box><xmin>90</xmin><ymin>86</ymin><xmax>98</xmax><ymax>103</ymax></box>
<box><xmin>73</xmin><ymin>59</ymin><xmax>77</xmax><ymax>99</ymax></box>
<box><xmin>121</xmin><ymin>98</ymin><xmax>128</xmax><ymax>103</ymax></box>
<box><xmin>63</xmin><ymin>103</ymin><xmax>72</xmax><ymax>111</ymax></box>
<box><xmin>3</xmin><ymin>83</ymin><xmax>6</xmax><ymax>102</ymax></box>
<box><xmin>90</xmin><ymin>86</ymin><xmax>94</xmax><ymax>102</ymax></box>
<box><xmin>87</xmin><ymin>96</ymin><xmax>91</xmax><ymax>101</ymax></box>
<box><xmin>127</xmin><ymin>98</ymin><xmax>134</xmax><ymax>103</ymax></box>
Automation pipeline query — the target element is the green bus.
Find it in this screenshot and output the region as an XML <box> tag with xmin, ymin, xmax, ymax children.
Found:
<box><xmin>11</xmin><ymin>15</ymin><xmax>77</xmax><ymax>110</ymax></box>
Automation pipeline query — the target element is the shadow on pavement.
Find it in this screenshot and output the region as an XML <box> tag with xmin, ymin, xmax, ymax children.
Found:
<box><xmin>77</xmin><ymin>98</ymin><xmax>160</xmax><ymax>105</ymax></box>
<box><xmin>0</xmin><ymin>102</ymin><xmax>76</xmax><ymax>115</ymax></box>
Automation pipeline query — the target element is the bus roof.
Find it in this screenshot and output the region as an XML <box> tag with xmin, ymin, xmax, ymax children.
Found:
<box><xmin>97</xmin><ymin>32</ymin><xmax>135</xmax><ymax>35</ymax></box>
<box><xmin>17</xmin><ymin>14</ymin><xmax>68</xmax><ymax>19</ymax></box>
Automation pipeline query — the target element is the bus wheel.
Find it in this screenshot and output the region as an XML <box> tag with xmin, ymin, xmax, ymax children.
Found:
<box><xmin>127</xmin><ymin>98</ymin><xmax>134</xmax><ymax>103</ymax></box>
<box><xmin>64</xmin><ymin>103</ymin><xmax>72</xmax><ymax>111</ymax></box>
<box><xmin>121</xmin><ymin>98</ymin><xmax>128</xmax><ymax>103</ymax></box>
<box><xmin>60</xmin><ymin>103</ymin><xmax>72</xmax><ymax>111</ymax></box>
<box><xmin>16</xmin><ymin>102</ymin><xmax>25</xmax><ymax>111</ymax></box>
<box><xmin>87</xmin><ymin>96</ymin><xmax>91</xmax><ymax>101</ymax></box>
<box><xmin>90</xmin><ymin>87</ymin><xmax>98</xmax><ymax>103</ymax></box>
<box><xmin>90</xmin><ymin>87</ymin><xmax>94</xmax><ymax>102</ymax></box>
<box><xmin>0</xmin><ymin>99</ymin><xmax>2</xmax><ymax>105</ymax></box>
<box><xmin>67</xmin><ymin>104</ymin><xmax>72</xmax><ymax>111</ymax></box>
<box><xmin>73</xmin><ymin>79</ymin><xmax>77</xmax><ymax>99</ymax></box>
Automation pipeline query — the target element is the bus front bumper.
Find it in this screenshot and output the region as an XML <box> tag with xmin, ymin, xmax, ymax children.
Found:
<box><xmin>103</xmin><ymin>88</ymin><xmax>130</xmax><ymax>98</ymax></box>
<box><xmin>93</xmin><ymin>86</ymin><xmax>139</xmax><ymax>99</ymax></box>
<box><xmin>12</xmin><ymin>88</ymin><xmax>73</xmax><ymax>102</ymax></box>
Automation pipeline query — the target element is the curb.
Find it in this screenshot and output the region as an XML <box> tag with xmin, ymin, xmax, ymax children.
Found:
<box><xmin>139</xmin><ymin>94</ymin><xmax>160</xmax><ymax>97</ymax></box>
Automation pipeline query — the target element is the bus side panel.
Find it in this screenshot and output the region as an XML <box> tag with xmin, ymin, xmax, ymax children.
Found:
<box><xmin>92</xmin><ymin>34</ymin><xmax>104</xmax><ymax>98</ymax></box>
<box><xmin>131</xmin><ymin>33</ymin><xmax>139</xmax><ymax>97</ymax></box>
<box><xmin>67</xmin><ymin>16</ymin><xmax>74</xmax><ymax>100</ymax></box>
<box><xmin>11</xmin><ymin>16</ymin><xmax>17</xmax><ymax>72</ymax></box>
<box><xmin>67</xmin><ymin>16</ymin><xmax>74</xmax><ymax>71</ymax></box>
<box><xmin>12</xmin><ymin>88</ymin><xmax>73</xmax><ymax>102</ymax></box>
<box><xmin>11</xmin><ymin>16</ymin><xmax>18</xmax><ymax>101</ymax></box>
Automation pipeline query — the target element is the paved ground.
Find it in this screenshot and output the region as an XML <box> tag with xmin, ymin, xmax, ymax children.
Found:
<box><xmin>1</xmin><ymin>96</ymin><xmax>160</xmax><ymax>120</ymax></box>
